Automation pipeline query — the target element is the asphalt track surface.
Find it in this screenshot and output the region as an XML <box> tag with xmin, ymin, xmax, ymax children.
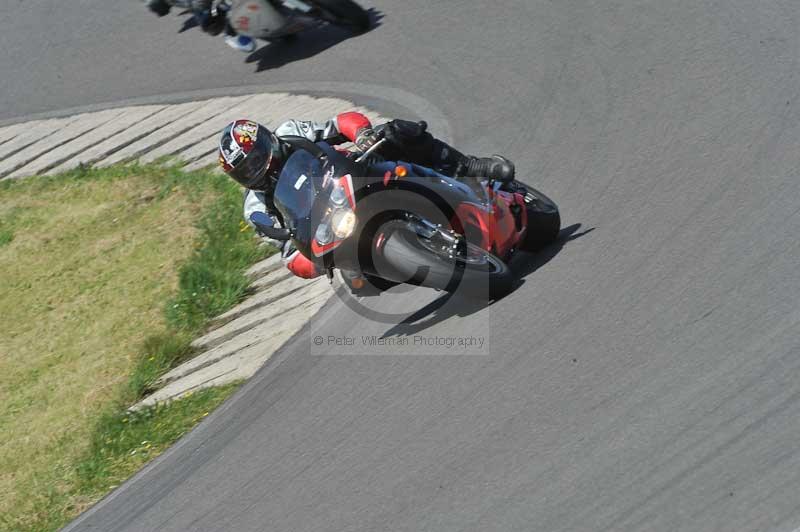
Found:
<box><xmin>8</xmin><ymin>1</ymin><xmax>800</xmax><ymax>531</ymax></box>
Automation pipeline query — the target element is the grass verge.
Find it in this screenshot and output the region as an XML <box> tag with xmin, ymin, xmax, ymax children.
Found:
<box><xmin>0</xmin><ymin>162</ymin><xmax>272</xmax><ymax>531</ymax></box>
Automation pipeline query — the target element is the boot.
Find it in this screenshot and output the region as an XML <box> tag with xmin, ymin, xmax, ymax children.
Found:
<box><xmin>225</xmin><ymin>34</ymin><xmax>256</xmax><ymax>53</ymax></box>
<box><xmin>147</xmin><ymin>0</ymin><xmax>171</xmax><ymax>17</ymax></box>
<box><xmin>461</xmin><ymin>155</ymin><xmax>516</xmax><ymax>182</ymax></box>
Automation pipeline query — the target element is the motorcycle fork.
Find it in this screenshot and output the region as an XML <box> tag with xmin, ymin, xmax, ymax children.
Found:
<box><xmin>405</xmin><ymin>215</ymin><xmax>466</xmax><ymax>260</ymax></box>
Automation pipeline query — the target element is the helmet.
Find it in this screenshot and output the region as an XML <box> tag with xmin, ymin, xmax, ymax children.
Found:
<box><xmin>218</xmin><ymin>120</ymin><xmax>283</xmax><ymax>190</ymax></box>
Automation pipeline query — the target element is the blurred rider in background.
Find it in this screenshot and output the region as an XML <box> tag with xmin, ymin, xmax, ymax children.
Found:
<box><xmin>147</xmin><ymin>0</ymin><xmax>256</xmax><ymax>52</ymax></box>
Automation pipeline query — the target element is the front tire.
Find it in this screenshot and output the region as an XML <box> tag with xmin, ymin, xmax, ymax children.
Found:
<box><xmin>311</xmin><ymin>0</ymin><xmax>371</xmax><ymax>32</ymax></box>
<box><xmin>378</xmin><ymin>227</ymin><xmax>514</xmax><ymax>300</ymax></box>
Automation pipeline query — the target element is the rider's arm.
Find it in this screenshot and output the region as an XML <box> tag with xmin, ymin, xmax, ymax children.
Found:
<box><xmin>191</xmin><ymin>0</ymin><xmax>212</xmax><ymax>8</ymax></box>
<box><xmin>274</xmin><ymin>112</ymin><xmax>373</xmax><ymax>144</ymax></box>
<box><xmin>190</xmin><ymin>0</ymin><xmax>228</xmax><ymax>35</ymax></box>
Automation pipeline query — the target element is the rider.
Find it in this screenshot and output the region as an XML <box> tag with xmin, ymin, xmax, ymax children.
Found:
<box><xmin>217</xmin><ymin>112</ymin><xmax>516</xmax><ymax>279</ymax></box>
<box><xmin>146</xmin><ymin>0</ymin><xmax>256</xmax><ymax>52</ymax></box>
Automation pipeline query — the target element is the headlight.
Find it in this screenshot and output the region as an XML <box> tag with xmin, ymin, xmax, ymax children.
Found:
<box><xmin>330</xmin><ymin>184</ymin><xmax>347</xmax><ymax>206</ymax></box>
<box><xmin>315</xmin><ymin>223</ymin><xmax>334</xmax><ymax>245</ymax></box>
<box><xmin>331</xmin><ymin>209</ymin><xmax>357</xmax><ymax>239</ymax></box>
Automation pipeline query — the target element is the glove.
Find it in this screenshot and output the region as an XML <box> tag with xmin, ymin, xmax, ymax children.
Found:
<box><xmin>354</xmin><ymin>127</ymin><xmax>380</xmax><ymax>153</ymax></box>
<box><xmin>378</xmin><ymin>119</ymin><xmax>434</xmax><ymax>164</ymax></box>
<box><xmin>383</xmin><ymin>119</ymin><xmax>428</xmax><ymax>147</ymax></box>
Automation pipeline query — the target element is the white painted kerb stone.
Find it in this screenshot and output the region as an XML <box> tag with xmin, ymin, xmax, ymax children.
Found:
<box><xmin>1</xmin><ymin>92</ymin><xmax>387</xmax><ymax>179</ymax></box>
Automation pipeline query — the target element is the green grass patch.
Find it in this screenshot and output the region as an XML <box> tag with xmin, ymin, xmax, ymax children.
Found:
<box><xmin>78</xmin><ymin>384</ymin><xmax>240</xmax><ymax>494</ymax></box>
<box><xmin>0</xmin><ymin>228</ymin><xmax>13</xmax><ymax>247</ymax></box>
<box><xmin>0</xmin><ymin>162</ymin><xmax>272</xmax><ymax>531</ymax></box>
<box><xmin>128</xmin><ymin>332</ymin><xmax>194</xmax><ymax>399</ymax></box>
<box><xmin>7</xmin><ymin>384</ymin><xmax>240</xmax><ymax>532</ymax></box>
<box><xmin>164</xmin><ymin>173</ymin><xmax>270</xmax><ymax>332</ymax></box>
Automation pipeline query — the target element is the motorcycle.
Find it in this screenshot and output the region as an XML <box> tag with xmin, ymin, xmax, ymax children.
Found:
<box><xmin>148</xmin><ymin>0</ymin><xmax>370</xmax><ymax>40</ymax></box>
<box><xmin>258</xmin><ymin>134</ymin><xmax>561</xmax><ymax>300</ymax></box>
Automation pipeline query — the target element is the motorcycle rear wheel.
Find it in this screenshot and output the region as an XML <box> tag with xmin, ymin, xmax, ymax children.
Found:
<box><xmin>516</xmin><ymin>182</ymin><xmax>561</xmax><ymax>251</ymax></box>
<box><xmin>311</xmin><ymin>0</ymin><xmax>370</xmax><ymax>32</ymax></box>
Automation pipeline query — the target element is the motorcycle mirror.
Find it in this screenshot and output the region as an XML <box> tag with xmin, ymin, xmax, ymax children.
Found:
<box><xmin>255</xmin><ymin>224</ymin><xmax>293</xmax><ymax>241</ymax></box>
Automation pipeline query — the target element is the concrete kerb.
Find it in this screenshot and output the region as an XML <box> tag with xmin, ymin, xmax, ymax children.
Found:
<box><xmin>140</xmin><ymin>288</ymin><xmax>331</xmax><ymax>409</ymax></box>
<box><xmin>191</xmin><ymin>277</ymin><xmax>330</xmax><ymax>352</ymax></box>
<box><xmin>245</xmin><ymin>253</ymin><xmax>284</xmax><ymax>280</ymax></box>
<box><xmin>0</xmin><ymin>91</ymin><xmax>391</xmax><ymax>183</ymax></box>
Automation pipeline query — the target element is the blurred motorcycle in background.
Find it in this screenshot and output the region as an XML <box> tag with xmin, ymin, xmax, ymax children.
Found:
<box><xmin>147</xmin><ymin>0</ymin><xmax>370</xmax><ymax>50</ymax></box>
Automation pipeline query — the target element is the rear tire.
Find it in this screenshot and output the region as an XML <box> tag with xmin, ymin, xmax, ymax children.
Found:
<box><xmin>311</xmin><ymin>0</ymin><xmax>371</xmax><ymax>32</ymax></box>
<box><xmin>378</xmin><ymin>227</ymin><xmax>514</xmax><ymax>300</ymax></box>
<box><xmin>517</xmin><ymin>183</ymin><xmax>561</xmax><ymax>251</ymax></box>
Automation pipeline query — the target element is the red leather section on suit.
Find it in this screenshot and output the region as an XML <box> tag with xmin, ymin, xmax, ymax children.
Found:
<box><xmin>336</xmin><ymin>112</ymin><xmax>372</xmax><ymax>141</ymax></box>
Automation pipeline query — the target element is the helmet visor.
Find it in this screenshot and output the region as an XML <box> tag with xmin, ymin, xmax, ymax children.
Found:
<box><xmin>228</xmin><ymin>131</ymin><xmax>278</xmax><ymax>190</ymax></box>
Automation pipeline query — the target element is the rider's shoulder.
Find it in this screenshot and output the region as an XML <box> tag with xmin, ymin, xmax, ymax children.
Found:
<box><xmin>274</xmin><ymin>119</ymin><xmax>311</xmax><ymax>138</ymax></box>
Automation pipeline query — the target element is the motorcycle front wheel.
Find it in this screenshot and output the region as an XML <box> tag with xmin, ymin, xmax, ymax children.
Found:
<box><xmin>311</xmin><ymin>0</ymin><xmax>370</xmax><ymax>32</ymax></box>
<box><xmin>376</xmin><ymin>225</ymin><xmax>514</xmax><ymax>300</ymax></box>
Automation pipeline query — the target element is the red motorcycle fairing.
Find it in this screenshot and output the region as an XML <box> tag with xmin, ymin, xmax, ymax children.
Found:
<box><xmin>286</xmin><ymin>249</ymin><xmax>321</xmax><ymax>279</ymax></box>
<box><xmin>452</xmin><ymin>188</ymin><xmax>528</xmax><ymax>259</ymax></box>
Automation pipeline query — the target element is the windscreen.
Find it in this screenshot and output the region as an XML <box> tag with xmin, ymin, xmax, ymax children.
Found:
<box><xmin>273</xmin><ymin>149</ymin><xmax>328</xmax><ymax>232</ymax></box>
